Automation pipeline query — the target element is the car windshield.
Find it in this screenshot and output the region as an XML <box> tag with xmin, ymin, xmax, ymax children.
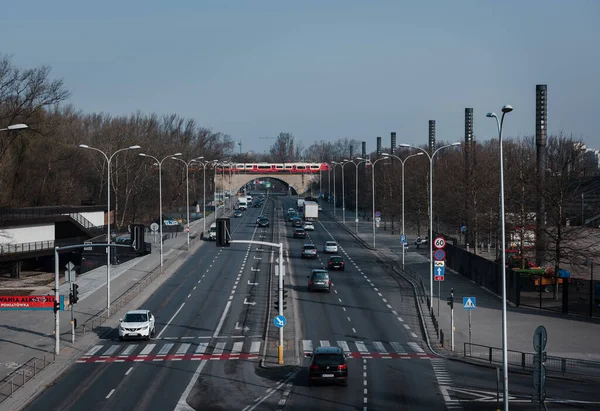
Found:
<box><xmin>295</xmin><ymin>229</ymin><xmax>305</xmax><ymax>233</ymax></box>
<box><xmin>312</xmin><ymin>271</ymin><xmax>329</xmax><ymax>280</ymax></box>
<box><xmin>326</xmin><ymin>242</ymin><xmax>336</xmax><ymax>246</ymax></box>
<box><xmin>330</xmin><ymin>257</ymin><xmax>343</xmax><ymax>262</ymax></box>
<box><xmin>124</xmin><ymin>313</ymin><xmax>147</xmax><ymax>322</ymax></box>
<box><xmin>304</xmin><ymin>245</ymin><xmax>316</xmax><ymax>250</ymax></box>
<box><xmin>313</xmin><ymin>354</ymin><xmax>344</xmax><ymax>366</ymax></box>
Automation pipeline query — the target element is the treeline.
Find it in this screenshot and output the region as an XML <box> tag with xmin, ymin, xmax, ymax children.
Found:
<box><xmin>0</xmin><ymin>54</ymin><xmax>234</xmax><ymax>226</ymax></box>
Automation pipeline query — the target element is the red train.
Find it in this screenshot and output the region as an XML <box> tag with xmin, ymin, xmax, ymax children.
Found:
<box><xmin>216</xmin><ymin>162</ymin><xmax>330</xmax><ymax>173</ymax></box>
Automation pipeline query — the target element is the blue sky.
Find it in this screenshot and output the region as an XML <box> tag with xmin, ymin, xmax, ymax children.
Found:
<box><xmin>3</xmin><ymin>0</ymin><xmax>599</xmax><ymax>153</ymax></box>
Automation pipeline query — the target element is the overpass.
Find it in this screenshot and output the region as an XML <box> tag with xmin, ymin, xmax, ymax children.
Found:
<box><xmin>215</xmin><ymin>172</ymin><xmax>317</xmax><ymax>196</ymax></box>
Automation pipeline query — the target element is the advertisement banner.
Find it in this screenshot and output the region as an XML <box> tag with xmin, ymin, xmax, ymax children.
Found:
<box><xmin>0</xmin><ymin>295</ymin><xmax>64</xmax><ymax>311</ymax></box>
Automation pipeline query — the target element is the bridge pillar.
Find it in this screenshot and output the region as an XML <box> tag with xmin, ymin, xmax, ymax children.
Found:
<box><xmin>10</xmin><ymin>260</ymin><xmax>21</xmax><ymax>279</ymax></box>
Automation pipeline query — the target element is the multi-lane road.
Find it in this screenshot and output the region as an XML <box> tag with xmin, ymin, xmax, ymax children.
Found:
<box><xmin>22</xmin><ymin>193</ymin><xmax>600</xmax><ymax>410</ymax></box>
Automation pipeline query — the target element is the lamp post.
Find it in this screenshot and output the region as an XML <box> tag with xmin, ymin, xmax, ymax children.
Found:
<box><xmin>370</xmin><ymin>156</ymin><xmax>390</xmax><ymax>248</ymax></box>
<box><xmin>79</xmin><ymin>144</ymin><xmax>141</xmax><ymax>316</ymax></box>
<box><xmin>341</xmin><ymin>160</ymin><xmax>350</xmax><ymax>224</ymax></box>
<box><xmin>487</xmin><ymin>105</ymin><xmax>513</xmax><ymax>411</ymax></box>
<box><xmin>346</xmin><ymin>158</ymin><xmax>368</xmax><ymax>233</ymax></box>
<box><xmin>139</xmin><ymin>152</ymin><xmax>183</xmax><ymax>270</ymax></box>
<box><xmin>170</xmin><ymin>156</ymin><xmax>204</xmax><ymax>250</ymax></box>
<box><xmin>384</xmin><ymin>152</ymin><xmax>424</xmax><ymax>269</ymax></box>
<box><xmin>331</xmin><ymin>162</ymin><xmax>341</xmax><ymax>217</ymax></box>
<box><xmin>400</xmin><ymin>142</ymin><xmax>461</xmax><ymax>310</ymax></box>
<box><xmin>198</xmin><ymin>160</ymin><xmax>217</xmax><ymax>234</ymax></box>
<box><xmin>0</xmin><ymin>123</ymin><xmax>28</xmax><ymax>132</ymax></box>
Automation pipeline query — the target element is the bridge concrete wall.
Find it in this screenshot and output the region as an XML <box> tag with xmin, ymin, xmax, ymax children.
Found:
<box><xmin>216</xmin><ymin>173</ymin><xmax>316</xmax><ymax>195</ymax></box>
<box><xmin>0</xmin><ymin>223</ymin><xmax>55</xmax><ymax>245</ymax></box>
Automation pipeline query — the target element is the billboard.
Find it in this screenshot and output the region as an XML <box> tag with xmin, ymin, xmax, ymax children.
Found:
<box><xmin>0</xmin><ymin>295</ymin><xmax>64</xmax><ymax>311</ymax></box>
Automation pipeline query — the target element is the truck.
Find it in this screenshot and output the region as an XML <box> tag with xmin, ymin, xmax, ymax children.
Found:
<box><xmin>208</xmin><ymin>222</ymin><xmax>217</xmax><ymax>240</ymax></box>
<box><xmin>303</xmin><ymin>201</ymin><xmax>319</xmax><ymax>222</ymax></box>
<box><xmin>246</xmin><ymin>195</ymin><xmax>253</xmax><ymax>205</ymax></box>
<box><xmin>237</xmin><ymin>197</ymin><xmax>248</xmax><ymax>210</ymax></box>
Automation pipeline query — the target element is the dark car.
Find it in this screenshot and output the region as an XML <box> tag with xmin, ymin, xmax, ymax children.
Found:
<box><xmin>301</xmin><ymin>244</ymin><xmax>318</xmax><ymax>259</ymax></box>
<box><xmin>234</xmin><ymin>210</ymin><xmax>243</xmax><ymax>218</ymax></box>
<box><xmin>254</xmin><ymin>202</ymin><xmax>262</xmax><ymax>208</ymax></box>
<box><xmin>307</xmin><ymin>346</ymin><xmax>348</xmax><ymax>386</ymax></box>
<box><xmin>328</xmin><ymin>256</ymin><xmax>345</xmax><ymax>271</ymax></box>
<box><xmin>288</xmin><ymin>212</ymin><xmax>298</xmax><ymax>222</ymax></box>
<box><xmin>257</xmin><ymin>217</ymin><xmax>269</xmax><ymax>227</ymax></box>
<box><xmin>293</xmin><ymin>228</ymin><xmax>307</xmax><ymax>238</ymax></box>
<box><xmin>307</xmin><ymin>269</ymin><xmax>330</xmax><ymax>292</ymax></box>
<box><xmin>292</xmin><ymin>217</ymin><xmax>303</xmax><ymax>227</ymax></box>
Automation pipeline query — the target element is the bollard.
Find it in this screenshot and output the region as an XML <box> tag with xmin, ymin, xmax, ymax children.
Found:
<box><xmin>34</xmin><ymin>360</ymin><xmax>36</xmax><ymax>376</ymax></box>
<box><xmin>440</xmin><ymin>330</ymin><xmax>444</xmax><ymax>347</ymax></box>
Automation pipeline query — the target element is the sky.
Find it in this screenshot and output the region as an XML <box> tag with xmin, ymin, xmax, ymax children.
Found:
<box><xmin>2</xmin><ymin>0</ymin><xmax>599</xmax><ymax>154</ymax></box>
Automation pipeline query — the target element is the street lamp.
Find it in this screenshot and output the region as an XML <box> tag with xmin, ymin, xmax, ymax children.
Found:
<box><xmin>346</xmin><ymin>157</ymin><xmax>368</xmax><ymax>234</ymax></box>
<box><xmin>400</xmin><ymin>141</ymin><xmax>461</xmax><ymax>310</ymax></box>
<box><xmin>331</xmin><ymin>162</ymin><xmax>342</xmax><ymax>217</ymax></box>
<box><xmin>370</xmin><ymin>155</ymin><xmax>390</xmax><ymax>248</ymax></box>
<box><xmin>196</xmin><ymin>159</ymin><xmax>217</xmax><ymax>234</ymax></box>
<box><xmin>170</xmin><ymin>156</ymin><xmax>204</xmax><ymax>250</ymax></box>
<box><xmin>487</xmin><ymin>104</ymin><xmax>513</xmax><ymax>411</ymax></box>
<box><xmin>78</xmin><ymin>144</ymin><xmax>141</xmax><ymax>316</ymax></box>
<box><xmin>341</xmin><ymin>159</ymin><xmax>350</xmax><ymax>224</ymax></box>
<box><xmin>383</xmin><ymin>152</ymin><xmax>424</xmax><ymax>269</ymax></box>
<box><xmin>139</xmin><ymin>152</ymin><xmax>182</xmax><ymax>270</ymax></box>
<box><xmin>0</xmin><ymin>123</ymin><xmax>28</xmax><ymax>132</ymax></box>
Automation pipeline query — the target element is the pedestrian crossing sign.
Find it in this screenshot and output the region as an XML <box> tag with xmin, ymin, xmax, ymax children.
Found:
<box><xmin>463</xmin><ymin>297</ymin><xmax>476</xmax><ymax>310</ymax></box>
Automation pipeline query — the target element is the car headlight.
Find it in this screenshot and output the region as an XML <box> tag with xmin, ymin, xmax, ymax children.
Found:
<box><xmin>142</xmin><ymin>325</ymin><xmax>149</xmax><ymax>330</ymax></box>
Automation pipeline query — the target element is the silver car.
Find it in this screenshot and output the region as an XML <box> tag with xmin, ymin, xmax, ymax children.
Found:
<box><xmin>308</xmin><ymin>269</ymin><xmax>331</xmax><ymax>292</ymax></box>
<box><xmin>323</xmin><ymin>241</ymin><xmax>338</xmax><ymax>253</ymax></box>
<box><xmin>301</xmin><ymin>244</ymin><xmax>318</xmax><ymax>258</ymax></box>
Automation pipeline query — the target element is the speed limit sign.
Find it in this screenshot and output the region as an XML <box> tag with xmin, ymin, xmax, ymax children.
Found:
<box><xmin>434</xmin><ymin>236</ymin><xmax>446</xmax><ymax>249</ymax></box>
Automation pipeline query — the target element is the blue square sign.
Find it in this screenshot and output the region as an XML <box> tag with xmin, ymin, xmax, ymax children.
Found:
<box><xmin>463</xmin><ymin>297</ymin><xmax>476</xmax><ymax>310</ymax></box>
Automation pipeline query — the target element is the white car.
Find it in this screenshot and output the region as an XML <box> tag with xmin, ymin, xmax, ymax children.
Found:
<box><xmin>318</xmin><ymin>206</ymin><xmax>323</xmax><ymax>211</ymax></box>
<box><xmin>303</xmin><ymin>223</ymin><xmax>315</xmax><ymax>231</ymax></box>
<box><xmin>323</xmin><ymin>241</ymin><xmax>338</xmax><ymax>253</ymax></box>
<box><xmin>119</xmin><ymin>309</ymin><xmax>155</xmax><ymax>340</ymax></box>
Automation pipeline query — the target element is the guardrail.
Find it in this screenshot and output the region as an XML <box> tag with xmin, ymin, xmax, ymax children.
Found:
<box><xmin>0</xmin><ymin>240</ymin><xmax>55</xmax><ymax>255</ymax></box>
<box><xmin>0</xmin><ymin>355</ymin><xmax>54</xmax><ymax>404</ymax></box>
<box><xmin>464</xmin><ymin>342</ymin><xmax>600</xmax><ymax>379</ymax></box>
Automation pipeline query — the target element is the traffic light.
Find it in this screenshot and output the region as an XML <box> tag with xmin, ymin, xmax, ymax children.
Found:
<box><xmin>274</xmin><ymin>298</ymin><xmax>287</xmax><ymax>311</ymax></box>
<box><xmin>53</xmin><ymin>299</ymin><xmax>60</xmax><ymax>313</ymax></box>
<box><xmin>216</xmin><ymin>218</ymin><xmax>231</xmax><ymax>247</ymax></box>
<box><xmin>132</xmin><ymin>224</ymin><xmax>145</xmax><ymax>252</ymax></box>
<box><xmin>446</xmin><ymin>287</ymin><xmax>454</xmax><ymax>309</ymax></box>
<box><xmin>71</xmin><ymin>284</ymin><xmax>79</xmax><ymax>304</ymax></box>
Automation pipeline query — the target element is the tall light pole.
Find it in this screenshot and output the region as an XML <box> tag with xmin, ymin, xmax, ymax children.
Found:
<box><xmin>198</xmin><ymin>160</ymin><xmax>217</xmax><ymax>233</ymax></box>
<box><xmin>487</xmin><ymin>105</ymin><xmax>513</xmax><ymax>411</ymax></box>
<box><xmin>79</xmin><ymin>144</ymin><xmax>141</xmax><ymax>316</ymax></box>
<box><xmin>347</xmin><ymin>158</ymin><xmax>368</xmax><ymax>233</ymax></box>
<box><xmin>139</xmin><ymin>152</ymin><xmax>182</xmax><ymax>270</ymax></box>
<box><xmin>341</xmin><ymin>160</ymin><xmax>350</xmax><ymax>224</ymax></box>
<box><xmin>384</xmin><ymin>152</ymin><xmax>424</xmax><ymax>269</ymax></box>
<box><xmin>370</xmin><ymin>156</ymin><xmax>390</xmax><ymax>248</ymax></box>
<box><xmin>170</xmin><ymin>156</ymin><xmax>204</xmax><ymax>250</ymax></box>
<box><xmin>400</xmin><ymin>142</ymin><xmax>461</xmax><ymax>310</ymax></box>
<box><xmin>0</xmin><ymin>123</ymin><xmax>28</xmax><ymax>132</ymax></box>
<box><xmin>331</xmin><ymin>162</ymin><xmax>341</xmax><ymax>217</ymax></box>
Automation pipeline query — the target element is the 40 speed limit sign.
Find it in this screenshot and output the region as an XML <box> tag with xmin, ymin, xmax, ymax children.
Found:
<box><xmin>434</xmin><ymin>236</ymin><xmax>446</xmax><ymax>249</ymax></box>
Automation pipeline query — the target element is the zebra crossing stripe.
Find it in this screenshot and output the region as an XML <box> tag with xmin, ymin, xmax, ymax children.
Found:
<box><xmin>213</xmin><ymin>342</ymin><xmax>226</xmax><ymax>355</ymax></box>
<box><xmin>232</xmin><ymin>342</ymin><xmax>244</xmax><ymax>354</ymax></box>
<box><xmin>408</xmin><ymin>342</ymin><xmax>424</xmax><ymax>353</ymax></box>
<box><xmin>302</xmin><ymin>340</ymin><xmax>313</xmax><ymax>353</ymax></box>
<box><xmin>195</xmin><ymin>343</ymin><xmax>208</xmax><ymax>354</ymax></box>
<box><xmin>84</xmin><ymin>345</ymin><xmax>103</xmax><ymax>357</ymax></box>
<box><xmin>158</xmin><ymin>343</ymin><xmax>174</xmax><ymax>355</ymax></box>
<box><xmin>102</xmin><ymin>345</ymin><xmax>120</xmax><ymax>356</ymax></box>
<box><xmin>139</xmin><ymin>344</ymin><xmax>155</xmax><ymax>356</ymax></box>
<box><xmin>250</xmin><ymin>341</ymin><xmax>261</xmax><ymax>354</ymax></box>
<box><xmin>355</xmin><ymin>341</ymin><xmax>368</xmax><ymax>352</ymax></box>
<box><xmin>120</xmin><ymin>344</ymin><xmax>138</xmax><ymax>356</ymax></box>
<box><xmin>337</xmin><ymin>341</ymin><xmax>350</xmax><ymax>352</ymax></box>
<box><xmin>390</xmin><ymin>342</ymin><xmax>406</xmax><ymax>354</ymax></box>
<box><xmin>177</xmin><ymin>343</ymin><xmax>191</xmax><ymax>355</ymax></box>
<box><xmin>319</xmin><ymin>340</ymin><xmax>330</xmax><ymax>347</ymax></box>
<box><xmin>373</xmin><ymin>341</ymin><xmax>387</xmax><ymax>353</ymax></box>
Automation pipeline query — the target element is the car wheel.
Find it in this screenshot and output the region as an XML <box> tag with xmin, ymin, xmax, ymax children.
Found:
<box><xmin>151</xmin><ymin>327</ymin><xmax>156</xmax><ymax>337</ymax></box>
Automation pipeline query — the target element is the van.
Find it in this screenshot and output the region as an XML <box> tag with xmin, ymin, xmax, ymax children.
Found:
<box><xmin>209</xmin><ymin>222</ymin><xmax>217</xmax><ymax>240</ymax></box>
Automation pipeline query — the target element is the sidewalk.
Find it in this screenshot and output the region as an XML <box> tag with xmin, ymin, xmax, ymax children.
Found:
<box><xmin>325</xmin><ymin>209</ymin><xmax>600</xmax><ymax>363</ymax></box>
<box><xmin>0</xmin><ymin>203</ymin><xmax>229</xmax><ymax>383</ymax></box>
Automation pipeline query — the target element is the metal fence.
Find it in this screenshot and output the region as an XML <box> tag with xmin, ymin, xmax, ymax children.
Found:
<box><xmin>0</xmin><ymin>355</ymin><xmax>54</xmax><ymax>404</ymax></box>
<box><xmin>464</xmin><ymin>342</ymin><xmax>600</xmax><ymax>379</ymax></box>
<box><xmin>0</xmin><ymin>237</ymin><xmax>91</xmax><ymax>255</ymax></box>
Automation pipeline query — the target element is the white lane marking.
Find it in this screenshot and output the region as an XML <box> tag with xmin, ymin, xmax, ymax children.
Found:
<box><xmin>302</xmin><ymin>340</ymin><xmax>313</xmax><ymax>353</ymax></box>
<box><xmin>408</xmin><ymin>342</ymin><xmax>425</xmax><ymax>353</ymax></box>
<box><xmin>158</xmin><ymin>343</ymin><xmax>174</xmax><ymax>355</ymax></box>
<box><xmin>232</xmin><ymin>342</ymin><xmax>244</xmax><ymax>354</ymax></box>
<box><xmin>139</xmin><ymin>344</ymin><xmax>155</xmax><ymax>356</ymax></box>
<box><xmin>411</xmin><ymin>332</ymin><xmax>419</xmax><ymax>338</ymax></box>
<box><xmin>392</xmin><ymin>310</ymin><xmax>398</xmax><ymax>315</ymax></box>
<box><xmin>244</xmin><ymin>372</ymin><xmax>297</xmax><ymax>411</ymax></box>
<box><xmin>355</xmin><ymin>341</ymin><xmax>368</xmax><ymax>352</ymax></box>
<box><xmin>352</xmin><ymin>327</ymin><xmax>357</xmax><ymax>333</ymax></box>
<box><xmin>397</xmin><ymin>317</ymin><xmax>404</xmax><ymax>322</ymax></box>
<box><xmin>250</xmin><ymin>341</ymin><xmax>261</xmax><ymax>354</ymax></box>
<box><xmin>342</xmin><ymin>307</ymin><xmax>346</xmax><ymax>312</ymax></box>
<box><xmin>347</xmin><ymin>317</ymin><xmax>351</xmax><ymax>322</ymax></box>
<box><xmin>404</xmin><ymin>324</ymin><xmax>411</xmax><ymax>329</ymax></box>
<box><xmin>120</xmin><ymin>344</ymin><xmax>138</xmax><ymax>356</ymax></box>
<box><xmin>156</xmin><ymin>302</ymin><xmax>186</xmax><ymax>339</ymax></box>
<box><xmin>337</xmin><ymin>340</ymin><xmax>350</xmax><ymax>352</ymax></box>
<box><xmin>106</xmin><ymin>388</ymin><xmax>115</xmax><ymax>399</ymax></box>
<box><xmin>125</xmin><ymin>367</ymin><xmax>133</xmax><ymax>375</ymax></box>
<box><xmin>213</xmin><ymin>301</ymin><xmax>232</xmax><ymax>338</ymax></box>
<box><xmin>177</xmin><ymin>343</ymin><xmax>191</xmax><ymax>355</ymax></box>
<box><xmin>187</xmin><ymin>293</ymin><xmax>191</xmax><ymax>298</ymax></box>
<box><xmin>102</xmin><ymin>345</ymin><xmax>120</xmax><ymax>356</ymax></box>
<box><xmin>84</xmin><ymin>345</ymin><xmax>103</xmax><ymax>356</ymax></box>
<box><xmin>390</xmin><ymin>342</ymin><xmax>406</xmax><ymax>353</ymax></box>
<box><xmin>374</xmin><ymin>288</ymin><xmax>379</xmax><ymax>292</ymax></box>
<box><xmin>196</xmin><ymin>342</ymin><xmax>208</xmax><ymax>354</ymax></box>
<box><xmin>174</xmin><ymin>361</ymin><xmax>209</xmax><ymax>411</ymax></box>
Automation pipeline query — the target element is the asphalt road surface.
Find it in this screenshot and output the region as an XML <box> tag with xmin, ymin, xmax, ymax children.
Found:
<box><xmin>22</xmin><ymin>193</ymin><xmax>600</xmax><ymax>410</ymax></box>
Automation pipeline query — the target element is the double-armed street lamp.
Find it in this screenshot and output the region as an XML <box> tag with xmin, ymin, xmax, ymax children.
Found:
<box><xmin>342</xmin><ymin>158</ymin><xmax>368</xmax><ymax>233</ymax></box>
<box><xmin>78</xmin><ymin>144</ymin><xmax>141</xmax><ymax>316</ymax></box>
<box><xmin>378</xmin><ymin>152</ymin><xmax>424</xmax><ymax>269</ymax></box>
<box><xmin>197</xmin><ymin>159</ymin><xmax>218</xmax><ymax>233</ymax></box>
<box><xmin>139</xmin><ymin>152</ymin><xmax>183</xmax><ymax>271</ymax></box>
<box><xmin>399</xmin><ymin>142</ymin><xmax>461</xmax><ymax>310</ymax></box>
<box><xmin>0</xmin><ymin>123</ymin><xmax>28</xmax><ymax>132</ymax></box>
<box><xmin>486</xmin><ymin>104</ymin><xmax>513</xmax><ymax>411</ymax></box>
<box><xmin>169</xmin><ymin>156</ymin><xmax>204</xmax><ymax>250</ymax></box>
<box><xmin>370</xmin><ymin>156</ymin><xmax>390</xmax><ymax>248</ymax></box>
<box><xmin>331</xmin><ymin>161</ymin><xmax>342</xmax><ymax>217</ymax></box>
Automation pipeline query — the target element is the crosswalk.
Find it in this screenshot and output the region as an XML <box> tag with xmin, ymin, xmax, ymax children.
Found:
<box><xmin>76</xmin><ymin>339</ymin><xmax>431</xmax><ymax>364</ymax></box>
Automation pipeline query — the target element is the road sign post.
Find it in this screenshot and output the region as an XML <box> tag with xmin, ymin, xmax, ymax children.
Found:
<box><xmin>532</xmin><ymin>326</ymin><xmax>548</xmax><ymax>408</ymax></box>
<box><xmin>150</xmin><ymin>222</ymin><xmax>159</xmax><ymax>244</ymax></box>
<box><xmin>434</xmin><ymin>261</ymin><xmax>445</xmax><ymax>317</ymax></box>
<box><xmin>463</xmin><ymin>297</ymin><xmax>476</xmax><ymax>347</ymax></box>
<box><xmin>434</xmin><ymin>236</ymin><xmax>446</xmax><ymax>249</ymax></box>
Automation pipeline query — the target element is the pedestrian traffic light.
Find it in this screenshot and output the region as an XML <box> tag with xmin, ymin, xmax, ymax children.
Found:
<box><xmin>53</xmin><ymin>299</ymin><xmax>60</xmax><ymax>313</ymax></box>
<box><xmin>71</xmin><ymin>284</ymin><xmax>79</xmax><ymax>304</ymax></box>
<box><xmin>216</xmin><ymin>218</ymin><xmax>231</xmax><ymax>247</ymax></box>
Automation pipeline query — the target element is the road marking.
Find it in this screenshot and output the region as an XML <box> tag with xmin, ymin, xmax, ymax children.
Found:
<box><xmin>120</xmin><ymin>344</ymin><xmax>138</xmax><ymax>356</ymax></box>
<box><xmin>397</xmin><ymin>317</ymin><xmax>404</xmax><ymax>322</ymax></box>
<box><xmin>403</xmin><ymin>324</ymin><xmax>411</xmax><ymax>330</ymax></box>
<box><xmin>177</xmin><ymin>343</ymin><xmax>191</xmax><ymax>355</ymax></box>
<box><xmin>342</xmin><ymin>307</ymin><xmax>346</xmax><ymax>311</ymax></box>
<box><xmin>352</xmin><ymin>327</ymin><xmax>357</xmax><ymax>333</ymax></box>
<box><xmin>408</xmin><ymin>342</ymin><xmax>424</xmax><ymax>353</ymax></box>
<box><xmin>102</xmin><ymin>345</ymin><xmax>120</xmax><ymax>356</ymax></box>
<box><xmin>337</xmin><ymin>340</ymin><xmax>350</xmax><ymax>352</ymax></box>
<box><xmin>250</xmin><ymin>341</ymin><xmax>261</xmax><ymax>354</ymax></box>
<box><xmin>84</xmin><ymin>345</ymin><xmax>103</xmax><ymax>356</ymax></box>
<box><xmin>174</xmin><ymin>361</ymin><xmax>209</xmax><ymax>411</ymax></box>
<box><xmin>319</xmin><ymin>340</ymin><xmax>330</xmax><ymax>347</ymax></box>
<box><xmin>373</xmin><ymin>341</ymin><xmax>387</xmax><ymax>353</ymax></box>
<box><xmin>106</xmin><ymin>389</ymin><xmax>115</xmax><ymax>399</ymax></box>
<box><xmin>187</xmin><ymin>293</ymin><xmax>191</xmax><ymax>298</ymax></box>
<box><xmin>363</xmin><ymin>358</ymin><xmax>368</xmax><ymax>409</ymax></box>
<box><xmin>390</xmin><ymin>342</ymin><xmax>406</xmax><ymax>353</ymax></box>
<box><xmin>411</xmin><ymin>332</ymin><xmax>419</xmax><ymax>338</ymax></box>
<box><xmin>347</xmin><ymin>317</ymin><xmax>351</xmax><ymax>322</ymax></box>
<box><xmin>196</xmin><ymin>342</ymin><xmax>208</xmax><ymax>354</ymax></box>
<box><xmin>213</xmin><ymin>342</ymin><xmax>226</xmax><ymax>355</ymax></box>
<box><xmin>158</xmin><ymin>343</ymin><xmax>174</xmax><ymax>355</ymax></box>
<box><xmin>139</xmin><ymin>344</ymin><xmax>155</xmax><ymax>356</ymax></box>
<box><xmin>156</xmin><ymin>302</ymin><xmax>186</xmax><ymax>339</ymax></box>
<box><xmin>355</xmin><ymin>341</ymin><xmax>368</xmax><ymax>352</ymax></box>
<box><xmin>213</xmin><ymin>301</ymin><xmax>232</xmax><ymax>338</ymax></box>
<box><xmin>125</xmin><ymin>367</ymin><xmax>133</xmax><ymax>375</ymax></box>
<box><xmin>232</xmin><ymin>342</ymin><xmax>243</xmax><ymax>354</ymax></box>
